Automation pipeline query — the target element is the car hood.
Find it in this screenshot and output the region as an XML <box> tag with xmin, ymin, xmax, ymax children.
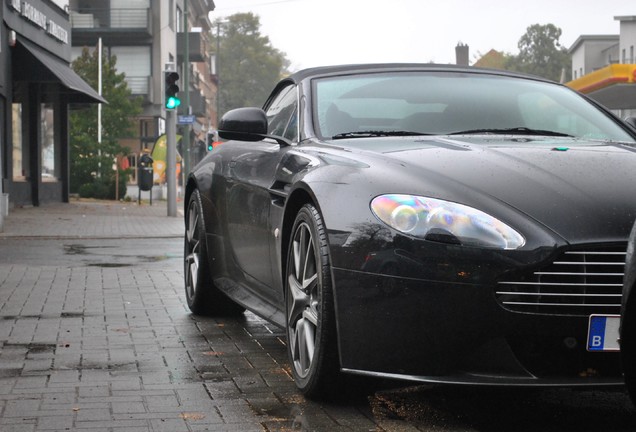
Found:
<box><xmin>356</xmin><ymin>136</ymin><xmax>636</xmax><ymax>244</ymax></box>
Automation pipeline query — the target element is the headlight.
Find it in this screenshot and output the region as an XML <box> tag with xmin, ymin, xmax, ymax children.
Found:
<box><xmin>371</xmin><ymin>194</ymin><xmax>525</xmax><ymax>250</ymax></box>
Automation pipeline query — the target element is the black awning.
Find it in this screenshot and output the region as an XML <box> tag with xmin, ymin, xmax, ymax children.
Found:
<box><xmin>15</xmin><ymin>38</ymin><xmax>107</xmax><ymax>104</ymax></box>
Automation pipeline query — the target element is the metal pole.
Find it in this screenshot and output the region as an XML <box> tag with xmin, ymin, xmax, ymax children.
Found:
<box><xmin>97</xmin><ymin>37</ymin><xmax>102</xmax><ymax>177</ymax></box>
<box><xmin>182</xmin><ymin>0</ymin><xmax>190</xmax><ymax>182</ymax></box>
<box><xmin>216</xmin><ymin>21</ymin><xmax>220</xmax><ymax>127</ymax></box>
<box><xmin>166</xmin><ymin>109</ymin><xmax>177</xmax><ymax>217</ymax></box>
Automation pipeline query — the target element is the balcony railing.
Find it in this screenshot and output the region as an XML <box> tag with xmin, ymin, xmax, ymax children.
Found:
<box><xmin>124</xmin><ymin>76</ymin><xmax>151</xmax><ymax>98</ymax></box>
<box><xmin>70</xmin><ymin>8</ymin><xmax>152</xmax><ymax>32</ymax></box>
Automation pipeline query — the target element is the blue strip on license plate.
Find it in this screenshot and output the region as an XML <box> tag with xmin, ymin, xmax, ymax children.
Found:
<box><xmin>587</xmin><ymin>314</ymin><xmax>620</xmax><ymax>352</ymax></box>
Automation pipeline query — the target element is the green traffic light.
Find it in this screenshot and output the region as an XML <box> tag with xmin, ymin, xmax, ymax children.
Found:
<box><xmin>166</xmin><ymin>96</ymin><xmax>181</xmax><ymax>109</ymax></box>
<box><xmin>164</xmin><ymin>71</ymin><xmax>181</xmax><ymax>110</ymax></box>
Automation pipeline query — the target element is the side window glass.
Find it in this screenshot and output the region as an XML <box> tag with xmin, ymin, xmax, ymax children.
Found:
<box><xmin>266</xmin><ymin>85</ymin><xmax>298</xmax><ymax>141</ymax></box>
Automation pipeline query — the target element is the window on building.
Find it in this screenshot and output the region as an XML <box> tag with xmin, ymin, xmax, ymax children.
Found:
<box><xmin>169</xmin><ymin>0</ymin><xmax>175</xmax><ymax>30</ymax></box>
<box><xmin>110</xmin><ymin>0</ymin><xmax>150</xmax><ymax>28</ymax></box>
<box><xmin>631</xmin><ymin>46</ymin><xmax>634</xmax><ymax>64</ymax></box>
<box><xmin>41</xmin><ymin>103</ymin><xmax>57</xmax><ymax>181</ymax></box>
<box><xmin>128</xmin><ymin>154</ymin><xmax>138</xmax><ymax>184</ymax></box>
<box><xmin>111</xmin><ymin>46</ymin><xmax>151</xmax><ymax>95</ymax></box>
<box><xmin>12</xmin><ymin>104</ymin><xmax>25</xmax><ymax>181</ymax></box>
<box><xmin>574</xmin><ymin>70</ymin><xmax>577</xmax><ymax>79</ymax></box>
<box><xmin>623</xmin><ymin>49</ymin><xmax>627</xmax><ymax>64</ymax></box>
<box><xmin>176</xmin><ymin>6</ymin><xmax>183</xmax><ymax>33</ymax></box>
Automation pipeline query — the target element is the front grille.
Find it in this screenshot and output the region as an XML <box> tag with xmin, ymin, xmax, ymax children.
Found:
<box><xmin>496</xmin><ymin>246</ymin><xmax>626</xmax><ymax>316</ymax></box>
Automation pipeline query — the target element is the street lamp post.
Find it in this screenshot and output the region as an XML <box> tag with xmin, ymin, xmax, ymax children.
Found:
<box><xmin>182</xmin><ymin>0</ymin><xmax>191</xmax><ymax>184</ymax></box>
<box><xmin>216</xmin><ymin>20</ymin><xmax>221</xmax><ymax>128</ymax></box>
<box><xmin>211</xmin><ymin>20</ymin><xmax>228</xmax><ymax>129</ymax></box>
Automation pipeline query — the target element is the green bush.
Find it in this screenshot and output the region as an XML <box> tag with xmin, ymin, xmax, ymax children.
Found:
<box><xmin>77</xmin><ymin>170</ymin><xmax>128</xmax><ymax>200</ymax></box>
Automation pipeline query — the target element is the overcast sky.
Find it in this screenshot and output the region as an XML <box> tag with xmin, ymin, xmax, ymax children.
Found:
<box><xmin>211</xmin><ymin>0</ymin><xmax>632</xmax><ymax>72</ymax></box>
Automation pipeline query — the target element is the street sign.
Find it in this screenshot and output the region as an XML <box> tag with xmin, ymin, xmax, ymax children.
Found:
<box><xmin>178</xmin><ymin>115</ymin><xmax>195</xmax><ymax>125</ymax></box>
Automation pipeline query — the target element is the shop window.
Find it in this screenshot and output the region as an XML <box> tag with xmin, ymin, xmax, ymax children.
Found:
<box><xmin>128</xmin><ymin>153</ymin><xmax>138</xmax><ymax>183</ymax></box>
<box><xmin>41</xmin><ymin>103</ymin><xmax>56</xmax><ymax>182</ymax></box>
<box><xmin>12</xmin><ymin>104</ymin><xmax>26</xmax><ymax>181</ymax></box>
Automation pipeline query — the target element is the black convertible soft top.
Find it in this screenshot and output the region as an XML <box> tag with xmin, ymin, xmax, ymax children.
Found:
<box><xmin>285</xmin><ymin>62</ymin><xmax>553</xmax><ymax>84</ymax></box>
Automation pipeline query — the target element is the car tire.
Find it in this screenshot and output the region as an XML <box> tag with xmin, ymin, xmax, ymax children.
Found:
<box><xmin>626</xmin><ymin>368</ymin><xmax>636</xmax><ymax>408</ymax></box>
<box><xmin>285</xmin><ymin>204</ymin><xmax>340</xmax><ymax>398</ymax></box>
<box><xmin>184</xmin><ymin>189</ymin><xmax>244</xmax><ymax>316</ymax></box>
<box><xmin>622</xmin><ymin>302</ymin><xmax>636</xmax><ymax>407</ymax></box>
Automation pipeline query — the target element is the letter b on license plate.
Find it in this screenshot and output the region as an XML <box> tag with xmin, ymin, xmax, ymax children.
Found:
<box><xmin>587</xmin><ymin>315</ymin><xmax>620</xmax><ymax>352</ymax></box>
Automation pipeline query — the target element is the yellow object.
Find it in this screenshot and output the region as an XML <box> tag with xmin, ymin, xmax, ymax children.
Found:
<box><xmin>567</xmin><ymin>64</ymin><xmax>636</xmax><ymax>94</ymax></box>
<box><xmin>151</xmin><ymin>134</ymin><xmax>182</xmax><ymax>184</ymax></box>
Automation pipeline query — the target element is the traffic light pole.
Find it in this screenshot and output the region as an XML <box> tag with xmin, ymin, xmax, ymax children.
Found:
<box><xmin>164</xmin><ymin>65</ymin><xmax>180</xmax><ymax>218</ymax></box>
<box><xmin>182</xmin><ymin>0</ymin><xmax>190</xmax><ymax>184</ymax></box>
<box><xmin>166</xmin><ymin>108</ymin><xmax>178</xmax><ymax>218</ymax></box>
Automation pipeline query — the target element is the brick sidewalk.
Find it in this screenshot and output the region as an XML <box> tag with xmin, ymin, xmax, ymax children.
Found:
<box><xmin>0</xmin><ymin>198</ymin><xmax>414</xmax><ymax>431</ymax></box>
<box><xmin>0</xmin><ymin>199</ymin><xmax>184</xmax><ymax>239</ymax></box>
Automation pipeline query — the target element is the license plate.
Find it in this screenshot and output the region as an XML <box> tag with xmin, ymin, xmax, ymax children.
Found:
<box><xmin>587</xmin><ymin>314</ymin><xmax>620</xmax><ymax>352</ymax></box>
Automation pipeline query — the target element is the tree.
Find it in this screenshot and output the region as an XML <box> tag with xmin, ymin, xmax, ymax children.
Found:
<box><xmin>70</xmin><ymin>47</ymin><xmax>142</xmax><ymax>199</ymax></box>
<box><xmin>213</xmin><ymin>13</ymin><xmax>290</xmax><ymax>118</ymax></box>
<box><xmin>505</xmin><ymin>24</ymin><xmax>571</xmax><ymax>82</ymax></box>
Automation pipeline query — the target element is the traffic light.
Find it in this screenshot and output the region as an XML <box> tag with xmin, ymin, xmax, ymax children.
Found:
<box><xmin>206</xmin><ymin>133</ymin><xmax>214</xmax><ymax>152</ymax></box>
<box><xmin>164</xmin><ymin>71</ymin><xmax>181</xmax><ymax>110</ymax></box>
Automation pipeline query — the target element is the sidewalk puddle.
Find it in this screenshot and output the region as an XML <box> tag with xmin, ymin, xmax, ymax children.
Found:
<box><xmin>64</xmin><ymin>244</ymin><xmax>117</xmax><ymax>255</ymax></box>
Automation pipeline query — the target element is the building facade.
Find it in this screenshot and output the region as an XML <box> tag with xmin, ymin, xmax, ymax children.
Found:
<box><xmin>567</xmin><ymin>16</ymin><xmax>636</xmax><ymax>118</ymax></box>
<box><xmin>0</xmin><ymin>0</ymin><xmax>104</xmax><ymax>214</ymax></box>
<box><xmin>69</xmin><ymin>0</ymin><xmax>217</xmax><ymax>194</ymax></box>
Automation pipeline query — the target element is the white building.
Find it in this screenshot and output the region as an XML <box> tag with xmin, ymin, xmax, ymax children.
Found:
<box><xmin>567</xmin><ymin>16</ymin><xmax>636</xmax><ymax>118</ymax></box>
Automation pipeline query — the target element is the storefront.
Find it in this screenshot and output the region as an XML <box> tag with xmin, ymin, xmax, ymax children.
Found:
<box><xmin>1</xmin><ymin>0</ymin><xmax>104</xmax><ymax>210</ymax></box>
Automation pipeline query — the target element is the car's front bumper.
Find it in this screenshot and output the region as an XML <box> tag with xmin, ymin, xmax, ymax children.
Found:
<box><xmin>331</xmin><ymin>267</ymin><xmax>623</xmax><ymax>386</ymax></box>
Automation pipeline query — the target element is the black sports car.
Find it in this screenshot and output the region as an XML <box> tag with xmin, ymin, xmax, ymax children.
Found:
<box><xmin>184</xmin><ymin>64</ymin><xmax>636</xmax><ymax>398</ymax></box>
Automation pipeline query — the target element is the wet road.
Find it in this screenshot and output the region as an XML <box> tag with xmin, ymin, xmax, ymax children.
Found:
<box><xmin>1</xmin><ymin>236</ymin><xmax>635</xmax><ymax>431</ymax></box>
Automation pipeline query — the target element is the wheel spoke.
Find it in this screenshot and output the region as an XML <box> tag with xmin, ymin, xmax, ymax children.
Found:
<box><xmin>185</xmin><ymin>200</ymin><xmax>201</xmax><ymax>301</ymax></box>
<box><xmin>186</xmin><ymin>253</ymin><xmax>199</xmax><ymax>297</ymax></box>
<box><xmin>296</xmin><ymin>317</ymin><xmax>315</xmax><ymax>373</ymax></box>
<box><xmin>303</xmin><ymin>304</ymin><xmax>318</xmax><ymax>327</ymax></box>
<box><xmin>186</xmin><ymin>204</ymin><xmax>198</xmax><ymax>245</ymax></box>
<box><xmin>287</xmin><ymin>273</ymin><xmax>309</xmax><ymax>323</ymax></box>
<box><xmin>302</xmin><ymin>232</ymin><xmax>316</xmax><ymax>289</ymax></box>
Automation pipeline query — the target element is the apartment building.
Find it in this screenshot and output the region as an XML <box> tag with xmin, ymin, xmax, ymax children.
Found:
<box><xmin>69</xmin><ymin>0</ymin><xmax>217</xmax><ymax>191</ymax></box>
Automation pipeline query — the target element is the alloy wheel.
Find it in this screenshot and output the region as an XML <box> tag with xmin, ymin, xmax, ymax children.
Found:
<box><xmin>287</xmin><ymin>221</ymin><xmax>320</xmax><ymax>378</ymax></box>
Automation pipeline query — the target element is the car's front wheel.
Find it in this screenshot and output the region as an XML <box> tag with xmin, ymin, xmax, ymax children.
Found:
<box><xmin>622</xmin><ymin>301</ymin><xmax>636</xmax><ymax>407</ymax></box>
<box><xmin>285</xmin><ymin>204</ymin><xmax>340</xmax><ymax>398</ymax></box>
<box><xmin>184</xmin><ymin>189</ymin><xmax>244</xmax><ymax>316</ymax></box>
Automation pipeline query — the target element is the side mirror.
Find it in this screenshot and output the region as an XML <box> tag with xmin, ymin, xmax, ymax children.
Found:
<box><xmin>218</xmin><ymin>107</ymin><xmax>268</xmax><ymax>141</ymax></box>
<box><xmin>625</xmin><ymin>117</ymin><xmax>636</xmax><ymax>130</ymax></box>
<box><xmin>218</xmin><ymin>107</ymin><xmax>292</xmax><ymax>146</ymax></box>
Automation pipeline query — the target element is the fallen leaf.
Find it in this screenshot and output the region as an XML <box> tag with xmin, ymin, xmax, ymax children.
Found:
<box><xmin>180</xmin><ymin>412</ymin><xmax>205</xmax><ymax>421</ymax></box>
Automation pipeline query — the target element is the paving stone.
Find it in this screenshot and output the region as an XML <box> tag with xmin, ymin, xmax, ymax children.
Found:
<box><xmin>0</xmin><ymin>201</ymin><xmax>414</xmax><ymax>431</ymax></box>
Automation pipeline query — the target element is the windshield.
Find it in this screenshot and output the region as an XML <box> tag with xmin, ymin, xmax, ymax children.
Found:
<box><xmin>312</xmin><ymin>71</ymin><xmax>635</xmax><ymax>143</ymax></box>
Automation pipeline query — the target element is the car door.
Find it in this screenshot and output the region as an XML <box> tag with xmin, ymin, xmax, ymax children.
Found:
<box><xmin>224</xmin><ymin>84</ymin><xmax>298</xmax><ymax>300</ymax></box>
